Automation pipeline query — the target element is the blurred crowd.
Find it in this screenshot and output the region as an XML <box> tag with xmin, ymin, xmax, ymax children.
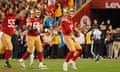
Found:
<box><xmin>0</xmin><ymin>0</ymin><xmax>119</xmax><ymax>60</ymax></box>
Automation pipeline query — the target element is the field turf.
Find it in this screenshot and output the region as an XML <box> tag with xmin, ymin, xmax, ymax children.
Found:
<box><xmin>0</xmin><ymin>59</ymin><xmax>120</xmax><ymax>72</ymax></box>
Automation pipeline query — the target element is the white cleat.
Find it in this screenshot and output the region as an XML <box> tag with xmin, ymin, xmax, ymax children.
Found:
<box><xmin>63</xmin><ymin>62</ymin><xmax>68</xmax><ymax>72</ymax></box>
<box><xmin>19</xmin><ymin>59</ymin><xmax>26</xmax><ymax>68</ymax></box>
<box><xmin>69</xmin><ymin>60</ymin><xmax>77</xmax><ymax>70</ymax></box>
<box><xmin>29</xmin><ymin>59</ymin><xmax>34</xmax><ymax>66</ymax></box>
<box><xmin>39</xmin><ymin>62</ymin><xmax>48</xmax><ymax>70</ymax></box>
<box><xmin>30</xmin><ymin>62</ymin><xmax>33</xmax><ymax>66</ymax></box>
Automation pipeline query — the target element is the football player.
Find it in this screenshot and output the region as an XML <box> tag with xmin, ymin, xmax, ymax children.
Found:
<box><xmin>19</xmin><ymin>9</ymin><xmax>47</xmax><ymax>69</ymax></box>
<box><xmin>0</xmin><ymin>8</ymin><xmax>16</xmax><ymax>68</ymax></box>
<box><xmin>61</xmin><ymin>9</ymin><xmax>82</xmax><ymax>71</ymax></box>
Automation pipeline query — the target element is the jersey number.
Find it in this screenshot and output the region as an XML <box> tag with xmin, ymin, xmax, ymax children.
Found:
<box><xmin>8</xmin><ymin>19</ymin><xmax>15</xmax><ymax>28</ymax></box>
<box><xmin>33</xmin><ymin>22</ymin><xmax>40</xmax><ymax>30</ymax></box>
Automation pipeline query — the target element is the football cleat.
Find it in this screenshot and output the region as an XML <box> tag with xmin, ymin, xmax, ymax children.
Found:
<box><xmin>63</xmin><ymin>62</ymin><xmax>68</xmax><ymax>71</ymax></box>
<box><xmin>69</xmin><ymin>60</ymin><xmax>77</xmax><ymax>70</ymax></box>
<box><xmin>4</xmin><ymin>61</ymin><xmax>12</xmax><ymax>68</ymax></box>
<box><xmin>39</xmin><ymin>62</ymin><xmax>48</xmax><ymax>70</ymax></box>
<box><xmin>19</xmin><ymin>59</ymin><xmax>26</xmax><ymax>68</ymax></box>
<box><xmin>95</xmin><ymin>55</ymin><xmax>100</xmax><ymax>63</ymax></box>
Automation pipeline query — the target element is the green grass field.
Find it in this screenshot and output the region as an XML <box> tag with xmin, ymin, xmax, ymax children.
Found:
<box><xmin>0</xmin><ymin>59</ymin><xmax>120</xmax><ymax>72</ymax></box>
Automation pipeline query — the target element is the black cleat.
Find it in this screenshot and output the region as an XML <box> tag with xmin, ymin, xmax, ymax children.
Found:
<box><xmin>4</xmin><ymin>61</ymin><xmax>12</xmax><ymax>68</ymax></box>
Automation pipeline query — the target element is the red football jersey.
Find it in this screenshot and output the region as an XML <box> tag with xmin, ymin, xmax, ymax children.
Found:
<box><xmin>27</xmin><ymin>17</ymin><xmax>42</xmax><ymax>36</ymax></box>
<box><xmin>1</xmin><ymin>13</ymin><xmax>16</xmax><ymax>36</ymax></box>
<box><xmin>61</xmin><ymin>16</ymin><xmax>74</xmax><ymax>35</ymax></box>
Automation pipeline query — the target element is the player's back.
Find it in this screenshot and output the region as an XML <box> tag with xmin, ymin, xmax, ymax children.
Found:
<box><xmin>61</xmin><ymin>16</ymin><xmax>74</xmax><ymax>35</ymax></box>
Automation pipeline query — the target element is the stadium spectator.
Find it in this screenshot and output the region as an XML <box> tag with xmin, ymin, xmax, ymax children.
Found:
<box><xmin>42</xmin><ymin>31</ymin><xmax>52</xmax><ymax>58</ymax></box>
<box><xmin>85</xmin><ymin>28</ymin><xmax>93</xmax><ymax>58</ymax></box>
<box><xmin>91</xmin><ymin>19</ymin><xmax>99</xmax><ymax>29</ymax></box>
<box><xmin>105</xmin><ymin>19</ymin><xmax>113</xmax><ymax>58</ymax></box>
<box><xmin>99</xmin><ymin>21</ymin><xmax>107</xmax><ymax>57</ymax></box>
<box><xmin>82</xmin><ymin>0</ymin><xmax>87</xmax><ymax>4</ymax></box>
<box><xmin>19</xmin><ymin>31</ymin><xmax>27</xmax><ymax>58</ymax></box>
<box><xmin>50</xmin><ymin>29</ymin><xmax>61</xmax><ymax>58</ymax></box>
<box><xmin>106</xmin><ymin>25</ymin><xmax>113</xmax><ymax>59</ymax></box>
<box><xmin>106</xmin><ymin>19</ymin><xmax>112</xmax><ymax>31</ymax></box>
<box><xmin>16</xmin><ymin>10</ymin><xmax>27</xmax><ymax>32</ymax></box>
<box><xmin>48</xmin><ymin>0</ymin><xmax>56</xmax><ymax>6</ymax></box>
<box><xmin>12</xmin><ymin>27</ymin><xmax>21</xmax><ymax>59</ymax></box>
<box><xmin>75</xmin><ymin>0</ymin><xmax>81</xmax><ymax>10</ymax></box>
<box><xmin>55</xmin><ymin>2</ymin><xmax>63</xmax><ymax>26</ymax></box>
<box><xmin>47</xmin><ymin>0</ymin><xmax>56</xmax><ymax>17</ymax></box>
<box><xmin>68</xmin><ymin>0</ymin><xmax>74</xmax><ymax>9</ymax></box>
<box><xmin>36</xmin><ymin>1</ymin><xmax>46</xmax><ymax>21</ymax></box>
<box><xmin>62</xmin><ymin>0</ymin><xmax>68</xmax><ymax>8</ymax></box>
<box><xmin>44</xmin><ymin>14</ymin><xmax>56</xmax><ymax>29</ymax></box>
<box><xmin>58</xmin><ymin>30</ymin><xmax>68</xmax><ymax>58</ymax></box>
<box><xmin>112</xmin><ymin>28</ymin><xmax>120</xmax><ymax>59</ymax></box>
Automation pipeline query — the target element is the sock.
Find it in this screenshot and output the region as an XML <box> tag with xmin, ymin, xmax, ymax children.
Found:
<box><xmin>30</xmin><ymin>54</ymin><xmax>34</xmax><ymax>63</ymax></box>
<box><xmin>65</xmin><ymin>51</ymin><xmax>74</xmax><ymax>62</ymax></box>
<box><xmin>5</xmin><ymin>50</ymin><xmax>11</xmax><ymax>61</ymax></box>
<box><xmin>72</xmin><ymin>49</ymin><xmax>82</xmax><ymax>61</ymax></box>
<box><xmin>38</xmin><ymin>52</ymin><xmax>42</xmax><ymax>62</ymax></box>
<box><xmin>23</xmin><ymin>51</ymin><xmax>30</xmax><ymax>60</ymax></box>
